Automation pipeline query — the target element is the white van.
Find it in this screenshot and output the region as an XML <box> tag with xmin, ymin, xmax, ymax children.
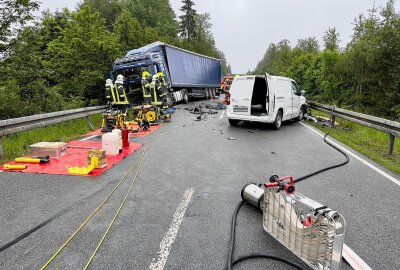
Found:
<box><xmin>226</xmin><ymin>74</ymin><xmax>307</xmax><ymax>129</ymax></box>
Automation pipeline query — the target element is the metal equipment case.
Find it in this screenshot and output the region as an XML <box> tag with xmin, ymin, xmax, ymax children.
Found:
<box><xmin>263</xmin><ymin>187</ymin><xmax>345</xmax><ymax>270</ymax></box>
<box><xmin>30</xmin><ymin>142</ymin><xmax>67</xmax><ymax>158</ymax></box>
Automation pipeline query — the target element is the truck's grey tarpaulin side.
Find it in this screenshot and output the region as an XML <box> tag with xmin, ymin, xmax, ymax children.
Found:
<box><xmin>165</xmin><ymin>45</ymin><xmax>221</xmax><ymax>88</ymax></box>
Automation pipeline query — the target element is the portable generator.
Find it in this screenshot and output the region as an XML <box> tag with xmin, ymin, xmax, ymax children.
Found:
<box><xmin>100</xmin><ymin>107</ymin><xmax>126</xmax><ymax>132</ymax></box>
<box><xmin>241</xmin><ymin>176</ymin><xmax>345</xmax><ymax>270</ymax></box>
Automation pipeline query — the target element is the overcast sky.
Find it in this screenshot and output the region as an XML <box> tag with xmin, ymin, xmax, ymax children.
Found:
<box><xmin>39</xmin><ymin>0</ymin><xmax>399</xmax><ymax>73</ymax></box>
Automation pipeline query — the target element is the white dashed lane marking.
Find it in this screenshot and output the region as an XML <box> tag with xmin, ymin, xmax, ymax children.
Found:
<box><xmin>148</xmin><ymin>188</ymin><xmax>195</xmax><ymax>270</ymax></box>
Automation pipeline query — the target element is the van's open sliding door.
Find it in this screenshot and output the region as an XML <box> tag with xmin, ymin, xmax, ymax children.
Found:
<box><xmin>250</xmin><ymin>76</ymin><xmax>269</xmax><ymax>116</ymax></box>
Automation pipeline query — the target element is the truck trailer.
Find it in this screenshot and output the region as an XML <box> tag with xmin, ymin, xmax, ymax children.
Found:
<box><xmin>111</xmin><ymin>42</ymin><xmax>222</xmax><ymax>104</ymax></box>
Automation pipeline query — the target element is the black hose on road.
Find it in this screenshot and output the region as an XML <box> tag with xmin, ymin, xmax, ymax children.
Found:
<box><xmin>295</xmin><ymin>133</ymin><xmax>349</xmax><ymax>183</ymax></box>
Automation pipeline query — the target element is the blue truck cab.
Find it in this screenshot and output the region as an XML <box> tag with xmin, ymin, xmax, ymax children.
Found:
<box><xmin>112</xmin><ymin>42</ymin><xmax>221</xmax><ymax>104</ymax></box>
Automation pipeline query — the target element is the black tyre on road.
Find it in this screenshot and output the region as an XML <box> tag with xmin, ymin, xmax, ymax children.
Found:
<box><xmin>273</xmin><ymin>110</ymin><xmax>283</xmax><ymax>130</ymax></box>
<box><xmin>296</xmin><ymin>106</ymin><xmax>304</xmax><ymax>121</ymax></box>
<box><xmin>211</xmin><ymin>88</ymin><xmax>216</xmax><ymax>98</ymax></box>
<box><xmin>229</xmin><ymin>119</ymin><xmax>240</xmax><ymax>126</ymax></box>
<box><xmin>182</xmin><ymin>89</ymin><xmax>189</xmax><ymax>104</ymax></box>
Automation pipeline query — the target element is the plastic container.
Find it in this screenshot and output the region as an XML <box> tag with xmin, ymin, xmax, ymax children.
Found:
<box><xmin>112</xmin><ymin>129</ymin><xmax>122</xmax><ymax>153</ymax></box>
<box><xmin>102</xmin><ymin>133</ymin><xmax>120</xmax><ymax>156</ymax></box>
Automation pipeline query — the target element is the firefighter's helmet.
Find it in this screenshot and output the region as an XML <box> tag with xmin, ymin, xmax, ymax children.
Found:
<box><xmin>116</xmin><ymin>74</ymin><xmax>124</xmax><ymax>84</ymax></box>
<box><xmin>105</xmin><ymin>79</ymin><xmax>113</xmax><ymax>87</ymax></box>
<box><xmin>142</xmin><ymin>71</ymin><xmax>151</xmax><ymax>79</ymax></box>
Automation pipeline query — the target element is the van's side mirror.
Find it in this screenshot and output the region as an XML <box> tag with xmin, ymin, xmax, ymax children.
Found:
<box><xmin>300</xmin><ymin>90</ymin><xmax>305</xmax><ymax>96</ymax></box>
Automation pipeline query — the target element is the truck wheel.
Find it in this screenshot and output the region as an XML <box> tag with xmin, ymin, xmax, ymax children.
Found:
<box><xmin>182</xmin><ymin>89</ymin><xmax>189</xmax><ymax>104</ymax></box>
<box><xmin>296</xmin><ymin>106</ymin><xmax>304</xmax><ymax>121</ymax></box>
<box><xmin>273</xmin><ymin>110</ymin><xmax>283</xmax><ymax>130</ymax></box>
<box><xmin>166</xmin><ymin>93</ymin><xmax>174</xmax><ymax>106</ymax></box>
<box><xmin>205</xmin><ymin>89</ymin><xmax>210</xmax><ymax>99</ymax></box>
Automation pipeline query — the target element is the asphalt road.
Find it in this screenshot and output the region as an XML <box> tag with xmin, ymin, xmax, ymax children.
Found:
<box><xmin>0</xmin><ymin>98</ymin><xmax>399</xmax><ymax>270</ymax></box>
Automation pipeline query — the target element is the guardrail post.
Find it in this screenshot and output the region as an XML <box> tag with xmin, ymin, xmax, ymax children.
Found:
<box><xmin>388</xmin><ymin>133</ymin><xmax>395</xmax><ymax>156</ymax></box>
<box><xmin>0</xmin><ymin>137</ymin><xmax>3</xmax><ymax>159</ymax></box>
<box><xmin>84</xmin><ymin>115</ymin><xmax>95</xmax><ymax>130</ymax></box>
<box><xmin>331</xmin><ymin>115</ymin><xmax>336</xmax><ymax>128</ymax></box>
<box><xmin>330</xmin><ymin>105</ymin><xmax>336</xmax><ymax>127</ymax></box>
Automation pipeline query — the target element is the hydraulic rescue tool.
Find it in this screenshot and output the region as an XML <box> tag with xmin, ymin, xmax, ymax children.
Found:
<box><xmin>241</xmin><ymin>176</ymin><xmax>345</xmax><ymax>270</ymax></box>
<box><xmin>3</xmin><ymin>164</ymin><xmax>27</xmax><ymax>170</ymax></box>
<box><xmin>15</xmin><ymin>156</ymin><xmax>50</xmax><ymax>164</ymax></box>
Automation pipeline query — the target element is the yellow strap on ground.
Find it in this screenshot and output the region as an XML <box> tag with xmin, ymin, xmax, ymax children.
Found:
<box><xmin>39</xmin><ymin>133</ymin><xmax>161</xmax><ymax>270</ymax></box>
<box><xmin>83</xmin><ymin>149</ymin><xmax>147</xmax><ymax>269</ymax></box>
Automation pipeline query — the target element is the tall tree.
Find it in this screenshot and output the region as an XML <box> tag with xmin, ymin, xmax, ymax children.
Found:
<box><xmin>295</xmin><ymin>37</ymin><xmax>319</xmax><ymax>54</ymax></box>
<box><xmin>0</xmin><ymin>0</ymin><xmax>40</xmax><ymax>56</ymax></box>
<box><xmin>179</xmin><ymin>0</ymin><xmax>197</xmax><ymax>40</ymax></box>
<box><xmin>47</xmin><ymin>5</ymin><xmax>120</xmax><ymax>105</ymax></box>
<box><xmin>323</xmin><ymin>27</ymin><xmax>340</xmax><ymax>51</ymax></box>
<box><xmin>113</xmin><ymin>9</ymin><xmax>158</xmax><ymax>51</ymax></box>
<box><xmin>123</xmin><ymin>0</ymin><xmax>179</xmax><ymax>40</ymax></box>
<box><xmin>80</xmin><ymin>0</ymin><xmax>123</xmax><ymax>31</ymax></box>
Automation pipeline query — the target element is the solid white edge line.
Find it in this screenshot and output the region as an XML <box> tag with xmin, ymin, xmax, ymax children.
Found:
<box><xmin>149</xmin><ymin>188</ymin><xmax>195</xmax><ymax>270</ymax></box>
<box><xmin>219</xmin><ymin>110</ymin><xmax>225</xmax><ymax>120</ymax></box>
<box><xmin>300</xmin><ymin>122</ymin><xmax>400</xmax><ymax>187</ymax></box>
<box><xmin>79</xmin><ymin>134</ymin><xmax>99</xmax><ymax>141</ymax></box>
<box><xmin>301</xmin><ymin>122</ymin><xmax>376</xmax><ymax>270</ymax></box>
<box><xmin>343</xmin><ymin>244</ymin><xmax>373</xmax><ymax>270</ymax></box>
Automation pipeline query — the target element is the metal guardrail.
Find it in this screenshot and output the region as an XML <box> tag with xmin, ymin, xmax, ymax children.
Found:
<box><xmin>0</xmin><ymin>105</ymin><xmax>106</xmax><ymax>137</ymax></box>
<box><xmin>308</xmin><ymin>101</ymin><xmax>400</xmax><ymax>155</ymax></box>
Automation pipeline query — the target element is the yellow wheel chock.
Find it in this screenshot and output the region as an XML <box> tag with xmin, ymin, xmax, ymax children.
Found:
<box><xmin>67</xmin><ymin>156</ymin><xmax>99</xmax><ymax>175</ymax></box>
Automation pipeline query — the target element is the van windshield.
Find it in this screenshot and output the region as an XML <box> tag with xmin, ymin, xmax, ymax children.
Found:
<box><xmin>232</xmin><ymin>78</ymin><xmax>254</xmax><ymax>95</ymax></box>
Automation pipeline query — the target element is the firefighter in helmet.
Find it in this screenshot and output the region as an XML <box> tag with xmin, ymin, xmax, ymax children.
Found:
<box><xmin>105</xmin><ymin>79</ymin><xmax>116</xmax><ymax>104</ymax></box>
<box><xmin>114</xmin><ymin>74</ymin><xmax>130</xmax><ymax>112</ymax></box>
<box><xmin>150</xmin><ymin>72</ymin><xmax>169</xmax><ymax>108</ymax></box>
<box><xmin>141</xmin><ymin>71</ymin><xmax>152</xmax><ymax>104</ymax></box>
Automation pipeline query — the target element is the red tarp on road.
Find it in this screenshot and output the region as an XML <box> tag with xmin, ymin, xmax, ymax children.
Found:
<box><xmin>0</xmin><ymin>140</ymin><xmax>142</xmax><ymax>177</ymax></box>
<box><xmin>84</xmin><ymin>124</ymin><xmax>161</xmax><ymax>138</ymax></box>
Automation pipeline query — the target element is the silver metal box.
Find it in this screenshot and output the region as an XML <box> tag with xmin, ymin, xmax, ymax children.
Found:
<box><xmin>30</xmin><ymin>142</ymin><xmax>67</xmax><ymax>158</ymax></box>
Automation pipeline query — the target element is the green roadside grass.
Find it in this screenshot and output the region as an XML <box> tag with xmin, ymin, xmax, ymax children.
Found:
<box><xmin>307</xmin><ymin>109</ymin><xmax>400</xmax><ymax>175</ymax></box>
<box><xmin>0</xmin><ymin>114</ymin><xmax>102</xmax><ymax>164</ymax></box>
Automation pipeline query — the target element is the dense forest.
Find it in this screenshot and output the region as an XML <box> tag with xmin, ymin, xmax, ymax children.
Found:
<box><xmin>253</xmin><ymin>0</ymin><xmax>400</xmax><ymax>121</ymax></box>
<box><xmin>0</xmin><ymin>0</ymin><xmax>231</xmax><ymax>120</ymax></box>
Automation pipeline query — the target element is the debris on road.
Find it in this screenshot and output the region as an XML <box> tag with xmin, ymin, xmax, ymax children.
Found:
<box><xmin>185</xmin><ymin>104</ymin><xmax>223</xmax><ymax>121</ymax></box>
<box><xmin>227</xmin><ymin>137</ymin><xmax>236</xmax><ymax>140</ymax></box>
<box><xmin>205</xmin><ymin>103</ymin><xmax>226</xmax><ymax>110</ymax></box>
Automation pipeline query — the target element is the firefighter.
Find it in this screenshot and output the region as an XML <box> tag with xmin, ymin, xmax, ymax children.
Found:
<box><xmin>150</xmin><ymin>72</ymin><xmax>169</xmax><ymax>108</ymax></box>
<box><xmin>105</xmin><ymin>79</ymin><xmax>116</xmax><ymax>104</ymax></box>
<box><xmin>157</xmin><ymin>72</ymin><xmax>168</xmax><ymax>89</ymax></box>
<box><xmin>114</xmin><ymin>74</ymin><xmax>130</xmax><ymax>112</ymax></box>
<box><xmin>141</xmin><ymin>71</ymin><xmax>152</xmax><ymax>104</ymax></box>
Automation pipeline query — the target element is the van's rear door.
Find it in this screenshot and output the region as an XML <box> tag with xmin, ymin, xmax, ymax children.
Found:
<box><xmin>230</xmin><ymin>76</ymin><xmax>254</xmax><ymax>115</ymax></box>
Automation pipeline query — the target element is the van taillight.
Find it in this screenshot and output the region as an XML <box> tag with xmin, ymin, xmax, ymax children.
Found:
<box><xmin>225</xmin><ymin>92</ymin><xmax>231</xmax><ymax>105</ymax></box>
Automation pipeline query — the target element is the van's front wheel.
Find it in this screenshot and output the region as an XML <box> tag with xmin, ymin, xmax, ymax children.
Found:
<box><xmin>296</xmin><ymin>106</ymin><xmax>304</xmax><ymax>121</ymax></box>
<box><xmin>273</xmin><ymin>110</ymin><xmax>283</xmax><ymax>130</ymax></box>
